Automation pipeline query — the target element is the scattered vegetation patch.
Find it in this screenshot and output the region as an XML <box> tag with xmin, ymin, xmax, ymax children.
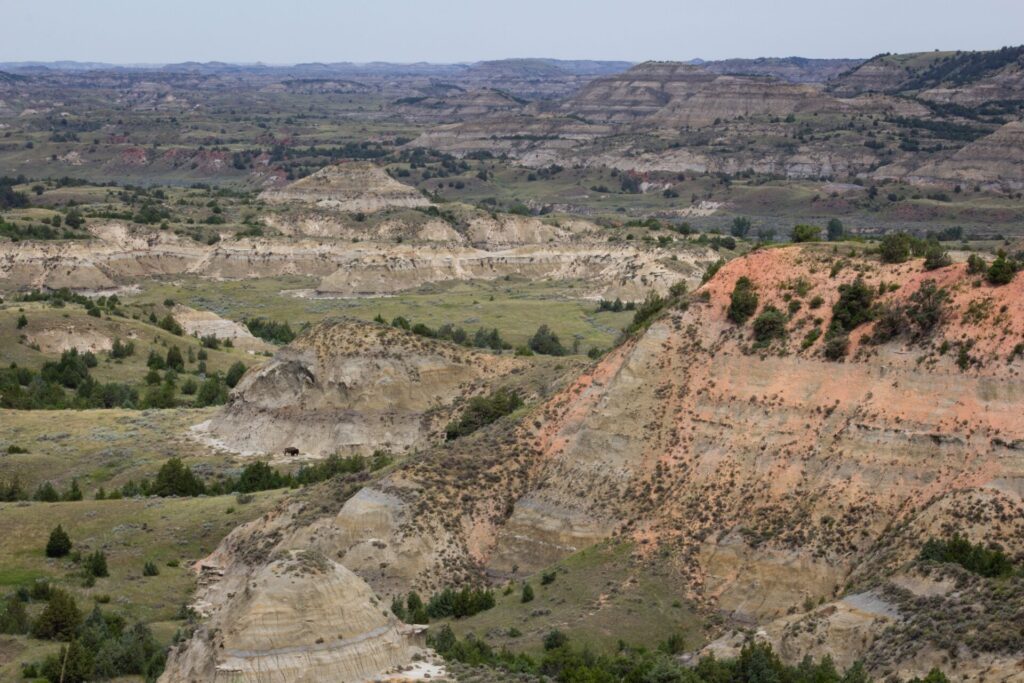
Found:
<box><xmin>919</xmin><ymin>534</ymin><xmax>1017</xmax><ymax>578</ymax></box>
<box><xmin>445</xmin><ymin>388</ymin><xmax>523</xmax><ymax>441</ymax></box>
<box><xmin>727</xmin><ymin>277</ymin><xmax>759</xmax><ymax>325</ymax></box>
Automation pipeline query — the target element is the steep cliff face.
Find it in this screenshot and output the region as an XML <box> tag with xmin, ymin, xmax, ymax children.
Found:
<box><xmin>175</xmin><ymin>246</ymin><xmax>1024</xmax><ymax>680</ymax></box>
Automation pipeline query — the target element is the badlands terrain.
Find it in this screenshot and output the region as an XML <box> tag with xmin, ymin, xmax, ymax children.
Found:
<box><xmin>0</xmin><ymin>47</ymin><xmax>1022</xmax><ymax>683</ymax></box>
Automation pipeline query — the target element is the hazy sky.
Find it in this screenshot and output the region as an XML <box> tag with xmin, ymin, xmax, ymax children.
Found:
<box><xmin>3</xmin><ymin>0</ymin><xmax>1022</xmax><ymax>64</ymax></box>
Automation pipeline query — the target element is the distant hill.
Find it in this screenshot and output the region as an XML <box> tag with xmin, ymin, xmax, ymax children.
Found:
<box><xmin>828</xmin><ymin>45</ymin><xmax>1024</xmax><ymax>106</ymax></box>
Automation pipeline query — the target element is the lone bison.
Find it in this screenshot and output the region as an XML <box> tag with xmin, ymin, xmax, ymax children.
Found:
<box><xmin>283</xmin><ymin>446</ymin><xmax>299</xmax><ymax>457</ymax></box>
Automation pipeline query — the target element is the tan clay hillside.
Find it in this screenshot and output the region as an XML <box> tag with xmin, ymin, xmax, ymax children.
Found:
<box><xmin>171</xmin><ymin>245</ymin><xmax>1024</xmax><ymax>682</ymax></box>
<box><xmin>901</xmin><ymin>119</ymin><xmax>1024</xmax><ymax>191</ymax></box>
<box><xmin>259</xmin><ymin>161</ymin><xmax>431</xmax><ymax>213</ymax></box>
<box><xmin>198</xmin><ymin>318</ymin><xmax>527</xmax><ymax>457</ymax></box>
<box><xmin>162</xmin><ymin>546</ymin><xmax>434</xmax><ymax>682</ymax></box>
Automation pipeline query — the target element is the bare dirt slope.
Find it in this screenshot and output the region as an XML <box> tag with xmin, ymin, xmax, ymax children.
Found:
<box><xmin>169</xmin><ymin>246</ymin><xmax>1024</xmax><ymax>681</ymax></box>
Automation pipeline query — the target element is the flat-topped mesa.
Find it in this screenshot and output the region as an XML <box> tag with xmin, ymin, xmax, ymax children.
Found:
<box><xmin>197</xmin><ymin>318</ymin><xmax>525</xmax><ymax>458</ymax></box>
<box><xmin>259</xmin><ymin>161</ymin><xmax>431</xmax><ymax>213</ymax></box>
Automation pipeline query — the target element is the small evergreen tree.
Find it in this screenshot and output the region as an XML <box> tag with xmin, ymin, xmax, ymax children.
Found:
<box><xmin>32</xmin><ymin>588</ymin><xmax>82</xmax><ymax>640</ymax></box>
<box><xmin>85</xmin><ymin>550</ymin><xmax>109</xmax><ymax>578</ymax></box>
<box><xmin>225</xmin><ymin>361</ymin><xmax>247</xmax><ymax>388</ymax></box>
<box><xmin>42</xmin><ymin>639</ymin><xmax>93</xmax><ymax>683</ymax></box>
<box><xmin>151</xmin><ymin>457</ymin><xmax>205</xmax><ymax>497</ymax></box>
<box><xmin>46</xmin><ymin>524</ymin><xmax>72</xmax><ymax>558</ymax></box>
<box><xmin>62</xmin><ymin>479</ymin><xmax>83</xmax><ymax>501</ymax></box>
<box><xmin>166</xmin><ymin>345</ymin><xmax>184</xmax><ymax>372</ymax></box>
<box><xmin>0</xmin><ymin>594</ymin><xmax>29</xmax><ymax>634</ymax></box>
<box><xmin>986</xmin><ymin>251</ymin><xmax>1017</xmax><ymax>285</ymax></box>
<box><xmin>528</xmin><ymin>325</ymin><xmax>567</xmax><ymax>356</ymax></box>
<box><xmin>520</xmin><ymin>582</ymin><xmax>534</xmax><ymax>603</ymax></box>
<box><xmin>826</xmin><ymin>218</ymin><xmax>844</xmax><ymax>241</ymax></box>
<box><xmin>730</xmin><ymin>216</ymin><xmax>752</xmax><ymax>238</ymax></box>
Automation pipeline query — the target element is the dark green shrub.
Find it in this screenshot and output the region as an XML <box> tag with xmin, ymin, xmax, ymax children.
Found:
<box><xmin>752</xmin><ymin>306</ymin><xmax>787</xmax><ymax>343</ymax></box>
<box><xmin>151</xmin><ymin>457</ymin><xmax>205</xmax><ymax>497</ymax></box>
<box><xmin>879</xmin><ymin>232</ymin><xmax>912</xmax><ymax>263</ymax></box>
<box><xmin>919</xmin><ymin>534</ymin><xmax>1015</xmax><ymax>577</ymax></box>
<box><xmin>624</xmin><ymin>292</ymin><xmax>668</xmax><ymax>335</ymax></box>
<box><xmin>31</xmin><ymin>588</ymin><xmax>81</xmax><ymax>640</ymax></box>
<box><xmin>46</xmin><ymin>525</ymin><xmax>72</xmax><ymax>558</ymax></box>
<box><xmin>831</xmin><ymin>278</ymin><xmax>874</xmax><ymax>332</ymax></box>
<box><xmin>923</xmin><ymin>242</ymin><xmax>952</xmax><ymax>270</ymax></box>
<box><xmin>986</xmin><ymin>251</ymin><xmax>1017</xmax><ymax>285</ymax></box>
<box><xmin>826</xmin><ymin>218</ymin><xmax>844</xmax><ymax>241</ymax></box>
<box><xmin>543</xmin><ymin>630</ymin><xmax>569</xmax><ymax>650</ymax></box>
<box><xmin>727</xmin><ymin>277</ymin><xmax>758</xmax><ymax>324</ymax></box>
<box><xmin>528</xmin><ymin>325</ymin><xmax>567</xmax><ymax>356</ymax></box>
<box><xmin>0</xmin><ymin>594</ymin><xmax>29</xmax><ymax>635</ymax></box>
<box><xmin>85</xmin><ymin>550</ymin><xmax>109</xmax><ymax>578</ymax></box>
<box><xmin>702</xmin><ymin>258</ymin><xmax>726</xmax><ymax>284</ymax></box>
<box><xmin>195</xmin><ymin>376</ymin><xmax>228</xmax><ymax>407</ymax></box>
<box><xmin>225</xmin><ymin>361</ymin><xmax>247</xmax><ymax>388</ymax></box>
<box><xmin>730</xmin><ymin>216</ymin><xmax>752</xmax><ymax>238</ymax></box>
<box><xmin>823</xmin><ymin>328</ymin><xmax>849</xmax><ymax>361</ymax></box>
<box><xmin>906</xmin><ymin>281</ymin><xmax>948</xmax><ymax>336</ymax></box>
<box><xmin>445</xmin><ymin>388</ymin><xmax>522</xmax><ymax>440</ymax></box>
<box><xmin>791</xmin><ymin>224</ymin><xmax>821</xmax><ymax>242</ymax></box>
<box><xmin>966</xmin><ymin>253</ymin><xmax>987</xmax><ymax>274</ymax></box>
<box><xmin>245</xmin><ymin>318</ymin><xmax>296</xmax><ymax>344</ymax></box>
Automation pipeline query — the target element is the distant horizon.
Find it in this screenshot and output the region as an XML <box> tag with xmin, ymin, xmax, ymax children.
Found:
<box><xmin>1</xmin><ymin>56</ymin><xmax>871</xmax><ymax>69</ymax></box>
<box><xmin>3</xmin><ymin>0</ymin><xmax>1022</xmax><ymax>64</ymax></box>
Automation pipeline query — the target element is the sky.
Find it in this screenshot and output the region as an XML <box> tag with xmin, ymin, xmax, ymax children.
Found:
<box><xmin>2</xmin><ymin>0</ymin><xmax>1023</xmax><ymax>64</ymax></box>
